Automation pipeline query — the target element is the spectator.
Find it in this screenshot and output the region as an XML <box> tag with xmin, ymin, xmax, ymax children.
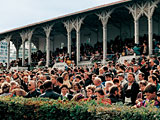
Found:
<box><xmin>40</xmin><ymin>80</ymin><xmax>62</xmax><ymax>99</ymax></box>
<box><xmin>25</xmin><ymin>80</ymin><xmax>41</xmax><ymax>98</ymax></box>
<box><xmin>0</xmin><ymin>82</ymin><xmax>11</xmax><ymax>97</ymax></box>
<box><xmin>122</xmin><ymin>72</ymin><xmax>139</xmax><ymax>105</ymax></box>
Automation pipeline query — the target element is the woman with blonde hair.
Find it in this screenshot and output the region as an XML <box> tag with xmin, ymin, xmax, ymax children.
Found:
<box><xmin>61</xmin><ymin>72</ymin><xmax>71</xmax><ymax>88</ymax></box>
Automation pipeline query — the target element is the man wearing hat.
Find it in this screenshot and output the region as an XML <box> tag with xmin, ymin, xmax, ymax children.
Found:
<box><xmin>133</xmin><ymin>63</ymin><xmax>141</xmax><ymax>81</ymax></box>
<box><xmin>117</xmin><ymin>73</ymin><xmax>127</xmax><ymax>88</ymax></box>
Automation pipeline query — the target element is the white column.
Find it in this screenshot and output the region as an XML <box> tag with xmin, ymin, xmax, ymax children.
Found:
<box><xmin>77</xmin><ymin>31</ymin><xmax>80</xmax><ymax>62</ymax></box>
<box><xmin>72</xmin><ymin>17</ymin><xmax>85</xmax><ymax>65</ymax></box>
<box><xmin>143</xmin><ymin>1</ymin><xmax>159</xmax><ymax>55</ymax></box>
<box><xmin>126</xmin><ymin>4</ymin><xmax>143</xmax><ymax>45</ymax></box>
<box><xmin>28</xmin><ymin>30</ymin><xmax>34</xmax><ymax>66</ymax></box>
<box><xmin>22</xmin><ymin>40</ymin><xmax>25</xmax><ymax>66</ymax></box>
<box><xmin>96</xmin><ymin>10</ymin><xmax>113</xmax><ymax>65</ymax></box>
<box><xmin>43</xmin><ymin>24</ymin><xmax>53</xmax><ymax>67</ymax></box>
<box><xmin>148</xmin><ymin>18</ymin><xmax>153</xmax><ymax>55</ymax></box>
<box><xmin>5</xmin><ymin>35</ymin><xmax>12</xmax><ymax>70</ymax></box>
<box><xmin>16</xmin><ymin>47</ymin><xmax>19</xmax><ymax>60</ymax></box>
<box><xmin>103</xmin><ymin>25</ymin><xmax>107</xmax><ymax>65</ymax></box>
<box><xmin>134</xmin><ymin>20</ymin><xmax>139</xmax><ymax>44</ymax></box>
<box><xmin>64</xmin><ymin>20</ymin><xmax>73</xmax><ymax>58</ymax></box>
<box><xmin>28</xmin><ymin>39</ymin><xmax>31</xmax><ymax>65</ymax></box>
<box><xmin>20</xmin><ymin>32</ymin><xmax>28</xmax><ymax>66</ymax></box>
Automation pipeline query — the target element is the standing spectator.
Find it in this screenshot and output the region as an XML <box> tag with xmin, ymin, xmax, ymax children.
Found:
<box><xmin>122</xmin><ymin>72</ymin><xmax>139</xmax><ymax>105</ymax></box>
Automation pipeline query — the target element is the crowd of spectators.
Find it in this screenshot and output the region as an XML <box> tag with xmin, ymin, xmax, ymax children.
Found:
<box><xmin>4</xmin><ymin>34</ymin><xmax>160</xmax><ymax>69</ymax></box>
<box><xmin>0</xmin><ymin>54</ymin><xmax>160</xmax><ymax>108</ymax></box>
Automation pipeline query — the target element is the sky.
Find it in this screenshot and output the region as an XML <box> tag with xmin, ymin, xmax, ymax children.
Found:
<box><xmin>0</xmin><ymin>0</ymin><xmax>119</xmax><ymax>33</ymax></box>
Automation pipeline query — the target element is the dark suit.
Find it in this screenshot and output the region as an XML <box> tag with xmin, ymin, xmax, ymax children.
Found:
<box><xmin>40</xmin><ymin>89</ymin><xmax>62</xmax><ymax>99</ymax></box>
<box><xmin>25</xmin><ymin>89</ymin><xmax>41</xmax><ymax>98</ymax></box>
<box><xmin>122</xmin><ymin>81</ymin><xmax>139</xmax><ymax>105</ymax></box>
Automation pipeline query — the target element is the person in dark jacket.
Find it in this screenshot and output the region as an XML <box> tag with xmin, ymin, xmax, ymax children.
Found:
<box><xmin>25</xmin><ymin>80</ymin><xmax>41</xmax><ymax>98</ymax></box>
<box><xmin>108</xmin><ymin>85</ymin><xmax>120</xmax><ymax>104</ymax></box>
<box><xmin>40</xmin><ymin>80</ymin><xmax>62</xmax><ymax>99</ymax></box>
<box><xmin>122</xmin><ymin>72</ymin><xmax>139</xmax><ymax>105</ymax></box>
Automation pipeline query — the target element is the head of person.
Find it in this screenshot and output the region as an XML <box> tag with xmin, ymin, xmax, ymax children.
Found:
<box><xmin>60</xmin><ymin>84</ymin><xmax>69</xmax><ymax>96</ymax></box>
<box><xmin>28</xmin><ymin>80</ymin><xmax>36</xmax><ymax>92</ymax></box>
<box><xmin>10</xmin><ymin>81</ymin><xmax>19</xmax><ymax>91</ymax></box>
<box><xmin>95</xmin><ymin>88</ymin><xmax>105</xmax><ymax>99</ymax></box>
<box><xmin>69</xmin><ymin>74</ymin><xmax>74</xmax><ymax>81</ymax></box>
<box><xmin>144</xmin><ymin>84</ymin><xmax>157</xmax><ymax>100</ymax></box>
<box><xmin>113</xmin><ymin>78</ymin><xmax>120</xmax><ymax>86</ymax></box>
<box><xmin>23</xmin><ymin>76</ymin><xmax>28</xmax><ymax>83</ymax></box>
<box><xmin>93</xmin><ymin>77</ymin><xmax>102</xmax><ymax>87</ymax></box>
<box><xmin>72</xmin><ymin>93</ymin><xmax>84</xmax><ymax>101</ymax></box>
<box><xmin>138</xmin><ymin>72</ymin><xmax>145</xmax><ymax>81</ymax></box>
<box><xmin>1</xmin><ymin>82</ymin><xmax>10</xmax><ymax>93</ymax></box>
<box><xmin>127</xmin><ymin>72</ymin><xmax>135</xmax><ymax>83</ymax></box>
<box><xmin>109</xmin><ymin>85</ymin><xmax>119</xmax><ymax>97</ymax></box>
<box><xmin>105</xmin><ymin>73</ymin><xmax>112</xmax><ymax>81</ymax></box>
<box><xmin>148</xmin><ymin>75</ymin><xmax>158</xmax><ymax>85</ymax></box>
<box><xmin>75</xmin><ymin>75</ymin><xmax>81</xmax><ymax>82</ymax></box>
<box><xmin>37</xmin><ymin>80</ymin><xmax>43</xmax><ymax>88</ymax></box>
<box><xmin>61</xmin><ymin>72</ymin><xmax>69</xmax><ymax>81</ymax></box>
<box><xmin>57</xmin><ymin>77</ymin><xmax>63</xmax><ymax>86</ymax></box>
<box><xmin>117</xmin><ymin>73</ymin><xmax>124</xmax><ymax>81</ymax></box>
<box><xmin>105</xmin><ymin>81</ymin><xmax>113</xmax><ymax>92</ymax></box>
<box><xmin>11</xmin><ymin>88</ymin><xmax>27</xmax><ymax>97</ymax></box>
<box><xmin>43</xmin><ymin>80</ymin><xmax>53</xmax><ymax>90</ymax></box>
<box><xmin>139</xmin><ymin>80</ymin><xmax>148</xmax><ymax>92</ymax></box>
<box><xmin>157</xmin><ymin>90</ymin><xmax>160</xmax><ymax>102</ymax></box>
<box><xmin>73</xmin><ymin>82</ymin><xmax>81</xmax><ymax>92</ymax></box>
<box><xmin>133</xmin><ymin>64</ymin><xmax>139</xmax><ymax>72</ymax></box>
<box><xmin>86</xmin><ymin>85</ymin><xmax>96</xmax><ymax>98</ymax></box>
<box><xmin>51</xmin><ymin>75</ymin><xmax>58</xmax><ymax>85</ymax></box>
<box><xmin>6</xmin><ymin>76</ymin><xmax>11</xmax><ymax>83</ymax></box>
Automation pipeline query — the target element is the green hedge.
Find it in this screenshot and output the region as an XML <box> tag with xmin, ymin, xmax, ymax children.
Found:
<box><xmin>0</xmin><ymin>97</ymin><xmax>159</xmax><ymax>120</ymax></box>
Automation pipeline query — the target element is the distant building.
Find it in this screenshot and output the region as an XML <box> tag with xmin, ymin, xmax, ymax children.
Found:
<box><xmin>0</xmin><ymin>40</ymin><xmax>37</xmax><ymax>63</ymax></box>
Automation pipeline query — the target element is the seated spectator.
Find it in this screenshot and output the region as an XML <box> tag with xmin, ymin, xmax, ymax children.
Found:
<box><xmin>72</xmin><ymin>93</ymin><xmax>84</xmax><ymax>102</ymax></box>
<box><xmin>85</xmin><ymin>85</ymin><xmax>96</xmax><ymax>101</ymax></box>
<box><xmin>11</xmin><ymin>88</ymin><xmax>27</xmax><ymax>97</ymax></box>
<box><xmin>93</xmin><ymin>77</ymin><xmax>104</xmax><ymax>89</ymax></box>
<box><xmin>156</xmin><ymin>90</ymin><xmax>160</xmax><ymax>108</ymax></box>
<box><xmin>0</xmin><ymin>82</ymin><xmax>11</xmax><ymax>97</ymax></box>
<box><xmin>104</xmin><ymin>81</ymin><xmax>113</xmax><ymax>96</ymax></box>
<box><xmin>108</xmin><ymin>85</ymin><xmax>121</xmax><ymax>104</ymax></box>
<box><xmin>40</xmin><ymin>80</ymin><xmax>62</xmax><ymax>99</ymax></box>
<box><xmin>25</xmin><ymin>80</ymin><xmax>41</xmax><ymax>98</ymax></box>
<box><xmin>136</xmin><ymin>84</ymin><xmax>158</xmax><ymax>108</ymax></box>
<box><xmin>60</xmin><ymin>84</ymin><xmax>73</xmax><ymax>100</ymax></box>
<box><xmin>148</xmin><ymin>75</ymin><xmax>160</xmax><ymax>91</ymax></box>
<box><xmin>136</xmin><ymin>80</ymin><xmax>148</xmax><ymax>103</ymax></box>
<box><xmin>95</xmin><ymin>88</ymin><xmax>111</xmax><ymax>104</ymax></box>
<box><xmin>70</xmin><ymin>82</ymin><xmax>81</xmax><ymax>95</ymax></box>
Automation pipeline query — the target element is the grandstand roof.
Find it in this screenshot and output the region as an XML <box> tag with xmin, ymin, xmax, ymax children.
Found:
<box><xmin>0</xmin><ymin>0</ymin><xmax>131</xmax><ymax>35</ymax></box>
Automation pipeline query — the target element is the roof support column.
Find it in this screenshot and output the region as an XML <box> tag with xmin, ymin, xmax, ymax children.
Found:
<box><xmin>143</xmin><ymin>0</ymin><xmax>159</xmax><ymax>55</ymax></box>
<box><xmin>126</xmin><ymin>4</ymin><xmax>144</xmax><ymax>44</ymax></box>
<box><xmin>64</xmin><ymin>20</ymin><xmax>74</xmax><ymax>58</ymax></box>
<box><xmin>16</xmin><ymin>48</ymin><xmax>19</xmax><ymax>60</ymax></box>
<box><xmin>5</xmin><ymin>35</ymin><xmax>12</xmax><ymax>70</ymax></box>
<box><xmin>20</xmin><ymin>32</ymin><xmax>28</xmax><ymax>66</ymax></box>
<box><xmin>43</xmin><ymin>24</ymin><xmax>53</xmax><ymax>67</ymax></box>
<box><xmin>97</xmin><ymin>10</ymin><xmax>113</xmax><ymax>65</ymax></box>
<box><xmin>28</xmin><ymin>30</ymin><xmax>34</xmax><ymax>66</ymax></box>
<box><xmin>72</xmin><ymin>17</ymin><xmax>85</xmax><ymax>65</ymax></box>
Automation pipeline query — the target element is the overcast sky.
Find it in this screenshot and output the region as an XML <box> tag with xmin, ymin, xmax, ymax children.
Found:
<box><xmin>0</xmin><ymin>0</ymin><xmax>119</xmax><ymax>32</ymax></box>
